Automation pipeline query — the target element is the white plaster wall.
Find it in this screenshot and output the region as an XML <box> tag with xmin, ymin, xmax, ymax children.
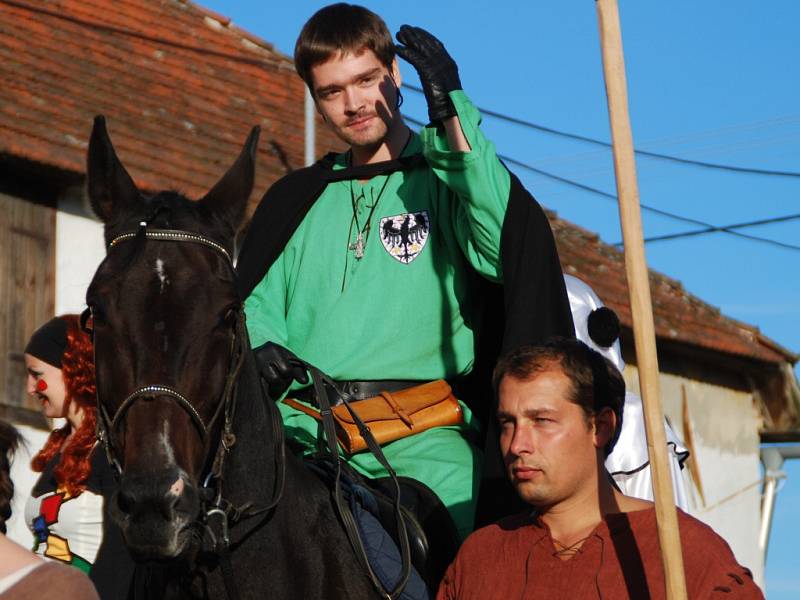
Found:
<box><xmin>624</xmin><ymin>365</ymin><xmax>764</xmax><ymax>588</ymax></box>
<box><xmin>55</xmin><ymin>192</ymin><xmax>105</xmax><ymax>314</ymax></box>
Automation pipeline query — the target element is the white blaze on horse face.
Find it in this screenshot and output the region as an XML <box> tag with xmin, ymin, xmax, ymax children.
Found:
<box><xmin>159</xmin><ymin>420</ymin><xmax>188</xmax><ymax>497</ymax></box>
<box><xmin>159</xmin><ymin>421</ymin><xmax>190</xmax><ymax>557</ymax></box>
<box><xmin>169</xmin><ymin>477</ymin><xmax>185</xmax><ymax>497</ymax></box>
<box><xmin>160</xmin><ymin>419</ymin><xmax>177</xmax><ymax>466</ymax></box>
<box><xmin>155</xmin><ymin>258</ymin><xmax>169</xmax><ymax>293</ymax></box>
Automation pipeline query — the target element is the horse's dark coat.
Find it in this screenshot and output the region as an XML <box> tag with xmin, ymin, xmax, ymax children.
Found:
<box><xmin>85</xmin><ymin>117</ymin><xmax>377</xmax><ymax>599</ymax></box>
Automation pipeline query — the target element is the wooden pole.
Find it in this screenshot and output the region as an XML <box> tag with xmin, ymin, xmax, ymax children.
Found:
<box><xmin>595</xmin><ymin>1</ymin><xmax>688</xmax><ymax>598</ymax></box>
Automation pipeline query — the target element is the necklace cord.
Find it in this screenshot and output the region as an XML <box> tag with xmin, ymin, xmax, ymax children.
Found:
<box><xmin>348</xmin><ymin>174</ymin><xmax>393</xmax><ymax>259</ymax></box>
<box><xmin>345</xmin><ymin>128</ymin><xmax>414</xmax><ymax>261</ymax></box>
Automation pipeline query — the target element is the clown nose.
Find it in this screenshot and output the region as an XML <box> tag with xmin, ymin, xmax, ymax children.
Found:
<box><xmin>36</xmin><ymin>379</ymin><xmax>48</xmax><ymax>392</ymax></box>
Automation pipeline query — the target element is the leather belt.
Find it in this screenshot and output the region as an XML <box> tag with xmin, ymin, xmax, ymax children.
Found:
<box><xmin>292</xmin><ymin>380</ymin><xmax>423</xmax><ymax>405</ymax></box>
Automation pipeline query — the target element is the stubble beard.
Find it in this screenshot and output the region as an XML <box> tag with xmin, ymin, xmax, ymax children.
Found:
<box><xmin>508</xmin><ymin>461</ymin><xmax>559</xmax><ymax>509</ymax></box>
<box><xmin>340</xmin><ymin>122</ymin><xmax>386</xmax><ymax>151</ymax></box>
<box><xmin>334</xmin><ymin>108</ymin><xmax>401</xmax><ymax>154</ymax></box>
<box><xmin>515</xmin><ymin>479</ymin><xmax>554</xmax><ymax>508</ymax></box>
<box><xmin>513</xmin><ymin>463</ymin><xmax>597</xmax><ymax>512</ymax></box>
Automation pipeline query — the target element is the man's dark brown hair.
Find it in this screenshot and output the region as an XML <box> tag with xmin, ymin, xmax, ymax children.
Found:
<box><xmin>294</xmin><ymin>3</ymin><xmax>395</xmax><ymax>93</ymax></box>
<box><xmin>492</xmin><ymin>337</ymin><xmax>626</xmax><ymax>455</ymax></box>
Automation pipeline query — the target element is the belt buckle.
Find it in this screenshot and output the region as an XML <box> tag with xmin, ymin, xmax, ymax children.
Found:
<box><xmin>326</xmin><ymin>382</ymin><xmax>346</xmax><ymax>406</ymax></box>
<box><xmin>342</xmin><ymin>381</ymin><xmax>362</xmax><ymax>401</ymax></box>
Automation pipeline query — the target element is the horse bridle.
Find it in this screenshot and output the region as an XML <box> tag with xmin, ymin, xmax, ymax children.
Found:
<box><xmin>88</xmin><ymin>224</ymin><xmax>242</xmax><ymax>477</ymax></box>
<box><xmin>87</xmin><ymin>222</ymin><xmax>286</xmax><ymax>598</ymax></box>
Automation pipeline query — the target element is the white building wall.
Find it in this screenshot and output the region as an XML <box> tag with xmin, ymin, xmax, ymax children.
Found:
<box><xmin>55</xmin><ymin>191</ymin><xmax>105</xmax><ymax>314</ymax></box>
<box><xmin>624</xmin><ymin>365</ymin><xmax>764</xmax><ymax>588</ymax></box>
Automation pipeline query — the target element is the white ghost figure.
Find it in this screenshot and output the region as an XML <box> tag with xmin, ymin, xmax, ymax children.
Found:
<box><xmin>564</xmin><ymin>274</ymin><xmax>690</xmax><ymax>511</ymax></box>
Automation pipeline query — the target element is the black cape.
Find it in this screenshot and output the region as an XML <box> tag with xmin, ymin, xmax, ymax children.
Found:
<box><xmin>236</xmin><ymin>152</ymin><xmax>574</xmax><ymax>524</ymax></box>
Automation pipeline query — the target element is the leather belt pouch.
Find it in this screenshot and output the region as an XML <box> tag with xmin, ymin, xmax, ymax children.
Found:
<box><xmin>283</xmin><ymin>379</ymin><xmax>463</xmax><ymax>454</ymax></box>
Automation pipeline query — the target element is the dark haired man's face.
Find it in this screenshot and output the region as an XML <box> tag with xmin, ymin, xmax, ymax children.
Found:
<box><xmin>311</xmin><ymin>49</ymin><xmax>401</xmax><ymax>149</ymax></box>
<box><xmin>498</xmin><ymin>368</ymin><xmax>612</xmax><ymax>510</ymax></box>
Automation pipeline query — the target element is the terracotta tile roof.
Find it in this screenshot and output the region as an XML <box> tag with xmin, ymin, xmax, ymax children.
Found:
<box><xmin>0</xmin><ymin>0</ymin><xmax>340</xmax><ymax>206</ymax></box>
<box><xmin>552</xmin><ymin>214</ymin><xmax>797</xmax><ymax>365</ymax></box>
<box><xmin>0</xmin><ymin>0</ymin><xmax>794</xmax><ymax>367</ymax></box>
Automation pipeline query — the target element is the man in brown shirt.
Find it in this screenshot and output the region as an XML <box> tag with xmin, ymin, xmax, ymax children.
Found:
<box><xmin>437</xmin><ymin>339</ymin><xmax>763</xmax><ymax>599</ymax></box>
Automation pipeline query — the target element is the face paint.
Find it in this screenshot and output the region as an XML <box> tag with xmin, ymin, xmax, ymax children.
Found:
<box><xmin>36</xmin><ymin>379</ymin><xmax>48</xmax><ymax>392</ymax></box>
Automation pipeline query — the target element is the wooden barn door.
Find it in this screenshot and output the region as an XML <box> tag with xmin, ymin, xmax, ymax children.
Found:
<box><xmin>0</xmin><ymin>192</ymin><xmax>55</xmax><ymax>427</ymax></box>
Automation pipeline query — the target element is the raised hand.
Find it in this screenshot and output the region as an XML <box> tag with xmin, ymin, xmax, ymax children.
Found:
<box><xmin>395</xmin><ymin>25</ymin><xmax>462</xmax><ymax>123</ymax></box>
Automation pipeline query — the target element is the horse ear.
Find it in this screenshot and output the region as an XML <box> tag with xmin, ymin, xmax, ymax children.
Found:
<box><xmin>87</xmin><ymin>116</ymin><xmax>140</xmax><ymax>223</ymax></box>
<box><xmin>199</xmin><ymin>126</ymin><xmax>260</xmax><ymax>231</ymax></box>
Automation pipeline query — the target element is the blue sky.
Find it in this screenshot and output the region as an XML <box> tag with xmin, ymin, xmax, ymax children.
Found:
<box><xmin>200</xmin><ymin>1</ymin><xmax>799</xmax><ymax>595</ymax></box>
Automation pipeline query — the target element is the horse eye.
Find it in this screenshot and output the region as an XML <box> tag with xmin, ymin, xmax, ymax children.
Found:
<box><xmin>80</xmin><ymin>307</ymin><xmax>94</xmax><ymax>335</ymax></box>
<box><xmin>90</xmin><ymin>304</ymin><xmax>107</xmax><ymax>323</ymax></box>
<box><xmin>221</xmin><ymin>306</ymin><xmax>239</xmax><ymax>327</ymax></box>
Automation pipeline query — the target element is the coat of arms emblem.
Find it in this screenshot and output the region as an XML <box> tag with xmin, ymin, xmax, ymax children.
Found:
<box><xmin>380</xmin><ymin>211</ymin><xmax>430</xmax><ymax>264</ymax></box>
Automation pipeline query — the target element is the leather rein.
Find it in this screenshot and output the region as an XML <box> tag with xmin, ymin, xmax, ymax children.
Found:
<box><xmin>88</xmin><ymin>221</ymin><xmax>286</xmax><ymax>600</ymax></box>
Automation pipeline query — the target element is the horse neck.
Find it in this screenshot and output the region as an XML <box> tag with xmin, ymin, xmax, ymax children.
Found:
<box><xmin>219</xmin><ymin>351</ymin><xmax>277</xmax><ymax>505</ymax></box>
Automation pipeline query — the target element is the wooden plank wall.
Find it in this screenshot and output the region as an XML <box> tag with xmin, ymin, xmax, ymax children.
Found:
<box><xmin>0</xmin><ymin>192</ymin><xmax>55</xmax><ymax>418</ymax></box>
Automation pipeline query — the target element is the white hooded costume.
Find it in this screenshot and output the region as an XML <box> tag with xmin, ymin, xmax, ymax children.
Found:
<box><xmin>565</xmin><ymin>274</ymin><xmax>690</xmax><ymax>510</ymax></box>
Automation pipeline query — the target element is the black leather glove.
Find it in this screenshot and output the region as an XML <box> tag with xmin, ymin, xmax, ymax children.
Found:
<box><xmin>395</xmin><ymin>25</ymin><xmax>462</xmax><ymax>123</ymax></box>
<box><xmin>253</xmin><ymin>342</ymin><xmax>309</xmax><ymax>400</ymax></box>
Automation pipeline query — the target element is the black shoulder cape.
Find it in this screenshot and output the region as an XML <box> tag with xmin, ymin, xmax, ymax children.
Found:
<box><xmin>236</xmin><ymin>153</ymin><xmax>574</xmax><ymax>524</ymax></box>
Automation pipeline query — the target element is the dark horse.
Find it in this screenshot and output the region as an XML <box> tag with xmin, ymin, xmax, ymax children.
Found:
<box><xmin>84</xmin><ymin>117</ymin><xmax>383</xmax><ymax>599</ymax></box>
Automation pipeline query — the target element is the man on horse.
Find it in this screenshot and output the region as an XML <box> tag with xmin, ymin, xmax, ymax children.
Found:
<box><xmin>237</xmin><ymin>2</ymin><xmax>573</xmax><ymax>541</ymax></box>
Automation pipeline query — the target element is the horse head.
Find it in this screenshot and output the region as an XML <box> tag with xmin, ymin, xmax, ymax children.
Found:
<box><xmin>85</xmin><ymin>116</ymin><xmax>259</xmax><ymax>561</ymax></box>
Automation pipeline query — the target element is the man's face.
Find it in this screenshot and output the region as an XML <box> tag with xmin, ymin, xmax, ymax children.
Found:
<box><xmin>310</xmin><ymin>48</ymin><xmax>401</xmax><ymax>149</ymax></box>
<box><xmin>498</xmin><ymin>367</ymin><xmax>608</xmax><ymax>509</ymax></box>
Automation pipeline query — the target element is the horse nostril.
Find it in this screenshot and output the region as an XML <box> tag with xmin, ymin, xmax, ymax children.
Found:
<box><xmin>115</xmin><ymin>472</ymin><xmax>191</xmax><ymax>522</ymax></box>
<box><xmin>117</xmin><ymin>485</ymin><xmax>135</xmax><ymax>516</ymax></box>
<box><xmin>161</xmin><ymin>492</ymin><xmax>179</xmax><ymax>519</ymax></box>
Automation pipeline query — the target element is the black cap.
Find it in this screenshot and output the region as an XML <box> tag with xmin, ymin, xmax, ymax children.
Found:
<box><xmin>24</xmin><ymin>317</ymin><xmax>68</xmax><ymax>368</ymax></box>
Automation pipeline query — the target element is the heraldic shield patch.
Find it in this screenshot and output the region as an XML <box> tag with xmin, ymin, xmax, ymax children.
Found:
<box><xmin>380</xmin><ymin>211</ymin><xmax>430</xmax><ymax>264</ymax></box>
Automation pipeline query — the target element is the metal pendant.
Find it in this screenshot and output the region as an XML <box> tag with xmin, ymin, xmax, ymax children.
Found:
<box><xmin>350</xmin><ymin>232</ymin><xmax>365</xmax><ymax>259</ymax></box>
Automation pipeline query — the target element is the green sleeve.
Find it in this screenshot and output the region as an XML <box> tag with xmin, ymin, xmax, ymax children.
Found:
<box><xmin>420</xmin><ymin>90</ymin><xmax>511</xmax><ymax>282</ymax></box>
<box><xmin>243</xmin><ymin>250</ymin><xmax>290</xmax><ymax>349</ymax></box>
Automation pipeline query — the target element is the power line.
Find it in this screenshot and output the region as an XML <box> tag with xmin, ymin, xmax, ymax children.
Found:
<box><xmin>403</xmin><ymin>115</ymin><xmax>800</xmax><ymax>253</ymax></box>
<box><xmin>402</xmin><ymin>84</ymin><xmax>800</xmax><ymax>178</ymax></box>
<box><xmin>620</xmin><ymin>213</ymin><xmax>800</xmax><ymax>249</ymax></box>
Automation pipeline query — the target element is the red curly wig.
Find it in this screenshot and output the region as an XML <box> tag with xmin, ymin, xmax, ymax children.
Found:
<box><xmin>31</xmin><ymin>315</ymin><xmax>98</xmax><ymax>497</ymax></box>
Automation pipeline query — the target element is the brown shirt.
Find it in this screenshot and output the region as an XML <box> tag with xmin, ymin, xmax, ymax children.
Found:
<box><xmin>0</xmin><ymin>562</ymin><xmax>99</xmax><ymax>600</ymax></box>
<box><xmin>437</xmin><ymin>508</ymin><xmax>763</xmax><ymax>600</ymax></box>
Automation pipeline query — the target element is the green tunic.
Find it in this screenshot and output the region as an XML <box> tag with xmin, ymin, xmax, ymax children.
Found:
<box><xmin>245</xmin><ymin>91</ymin><xmax>510</xmax><ymax>538</ymax></box>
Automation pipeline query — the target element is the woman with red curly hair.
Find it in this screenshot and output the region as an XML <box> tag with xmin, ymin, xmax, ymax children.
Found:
<box><xmin>22</xmin><ymin>315</ymin><xmax>103</xmax><ymax>574</ymax></box>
